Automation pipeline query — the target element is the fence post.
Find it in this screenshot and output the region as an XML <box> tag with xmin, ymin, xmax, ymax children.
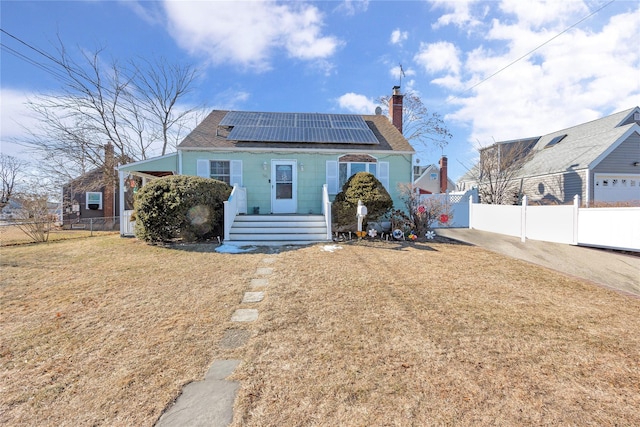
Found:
<box><xmin>90</xmin><ymin>218</ymin><xmax>94</xmax><ymax>237</ymax></box>
<box><xmin>573</xmin><ymin>194</ymin><xmax>580</xmax><ymax>245</ymax></box>
<box><xmin>521</xmin><ymin>195</ymin><xmax>527</xmax><ymax>243</ymax></box>
<box><xmin>468</xmin><ymin>194</ymin><xmax>473</xmax><ymax>229</ymax></box>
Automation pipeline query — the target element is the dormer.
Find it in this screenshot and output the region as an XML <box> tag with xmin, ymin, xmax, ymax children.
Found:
<box><xmin>616</xmin><ymin>107</ymin><xmax>640</xmax><ymax>127</ymax></box>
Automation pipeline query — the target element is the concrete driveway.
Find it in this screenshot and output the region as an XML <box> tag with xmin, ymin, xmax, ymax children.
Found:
<box><xmin>436</xmin><ymin>228</ymin><xmax>640</xmax><ymax>297</ymax></box>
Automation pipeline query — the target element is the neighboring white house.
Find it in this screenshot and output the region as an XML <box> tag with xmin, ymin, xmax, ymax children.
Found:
<box><xmin>413</xmin><ymin>155</ymin><xmax>455</xmax><ymax>195</ymax></box>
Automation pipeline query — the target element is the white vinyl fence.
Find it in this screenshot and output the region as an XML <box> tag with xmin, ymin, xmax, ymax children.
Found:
<box><xmin>420</xmin><ymin>189</ymin><xmax>478</xmax><ymax>228</ymax></box>
<box><xmin>469</xmin><ymin>195</ymin><xmax>640</xmax><ymax>251</ymax></box>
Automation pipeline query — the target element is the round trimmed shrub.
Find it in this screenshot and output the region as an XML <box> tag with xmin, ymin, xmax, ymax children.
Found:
<box><xmin>332</xmin><ymin>172</ymin><xmax>393</xmax><ymax>232</ymax></box>
<box><xmin>133</xmin><ymin>175</ymin><xmax>232</xmax><ymax>243</ymax></box>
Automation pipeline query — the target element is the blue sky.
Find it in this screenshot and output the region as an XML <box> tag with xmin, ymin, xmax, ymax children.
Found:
<box><xmin>1</xmin><ymin>0</ymin><xmax>639</xmax><ymax>181</ymax></box>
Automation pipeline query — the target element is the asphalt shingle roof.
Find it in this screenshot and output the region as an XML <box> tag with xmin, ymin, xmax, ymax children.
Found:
<box><xmin>518</xmin><ymin>107</ymin><xmax>639</xmax><ymax>177</ymax></box>
<box><xmin>178</xmin><ymin>110</ymin><xmax>415</xmax><ymax>153</ymax></box>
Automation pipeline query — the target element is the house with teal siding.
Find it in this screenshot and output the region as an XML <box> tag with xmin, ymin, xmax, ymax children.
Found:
<box><xmin>118</xmin><ymin>88</ymin><xmax>415</xmax><ymax>245</ymax></box>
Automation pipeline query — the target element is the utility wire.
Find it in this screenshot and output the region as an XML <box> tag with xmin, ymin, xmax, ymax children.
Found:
<box><xmin>0</xmin><ymin>28</ymin><xmax>106</xmax><ymax>90</ymax></box>
<box><xmin>446</xmin><ymin>0</ymin><xmax>616</xmax><ymax>103</ymax></box>
<box><xmin>0</xmin><ymin>43</ymin><xmax>71</xmax><ymax>84</ymax></box>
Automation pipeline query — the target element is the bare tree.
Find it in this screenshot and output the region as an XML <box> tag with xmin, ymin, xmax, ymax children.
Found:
<box><xmin>129</xmin><ymin>57</ymin><xmax>200</xmax><ymax>156</ymax></box>
<box><xmin>396</xmin><ymin>182</ymin><xmax>453</xmax><ymax>236</ymax></box>
<box><xmin>379</xmin><ymin>90</ymin><xmax>452</xmax><ymax>152</ymax></box>
<box><xmin>18</xmin><ymin>37</ymin><xmax>201</xmax><ymax>190</ymax></box>
<box><xmin>1</xmin><ymin>154</ymin><xmax>28</xmax><ymax>210</ymax></box>
<box><xmin>473</xmin><ymin>138</ymin><xmax>537</xmax><ymax>204</ymax></box>
<box><xmin>12</xmin><ymin>192</ymin><xmax>54</xmax><ymax>243</ymax></box>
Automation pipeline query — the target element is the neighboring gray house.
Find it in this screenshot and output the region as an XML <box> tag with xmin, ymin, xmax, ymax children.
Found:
<box><xmin>458</xmin><ymin>106</ymin><xmax>640</xmax><ymax>206</ymax></box>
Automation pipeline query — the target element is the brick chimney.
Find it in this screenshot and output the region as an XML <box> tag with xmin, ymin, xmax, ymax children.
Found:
<box><xmin>389</xmin><ymin>85</ymin><xmax>403</xmax><ymax>134</ymax></box>
<box><xmin>439</xmin><ymin>155</ymin><xmax>448</xmax><ymax>194</ymax></box>
<box><xmin>103</xmin><ymin>144</ymin><xmax>115</xmax><ymax>218</ymax></box>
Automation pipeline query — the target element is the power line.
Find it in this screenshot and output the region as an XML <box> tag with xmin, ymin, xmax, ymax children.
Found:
<box><xmin>0</xmin><ymin>28</ymin><xmax>100</xmax><ymax>89</ymax></box>
<box><xmin>445</xmin><ymin>0</ymin><xmax>616</xmax><ymax>104</ymax></box>
<box><xmin>0</xmin><ymin>43</ymin><xmax>71</xmax><ymax>83</ymax></box>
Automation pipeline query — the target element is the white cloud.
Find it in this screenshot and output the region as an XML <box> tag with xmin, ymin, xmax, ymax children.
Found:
<box><xmin>0</xmin><ymin>88</ymin><xmax>39</xmax><ymax>159</ymax></box>
<box><xmin>390</xmin><ymin>28</ymin><xmax>408</xmax><ymax>45</ymax></box>
<box><xmin>334</xmin><ymin>0</ymin><xmax>369</xmax><ymax>16</ymax></box>
<box><xmin>336</xmin><ymin>93</ymin><xmax>378</xmax><ymax>114</ymax></box>
<box><xmin>211</xmin><ymin>89</ymin><xmax>251</xmax><ymax>110</ymax></box>
<box><xmin>121</xmin><ymin>1</ymin><xmax>165</xmax><ymax>26</ymax></box>
<box><xmin>414</xmin><ymin>41</ymin><xmax>461</xmax><ymax>75</ymax></box>
<box><xmin>426</xmin><ymin>1</ymin><xmax>640</xmax><ymax>147</ymax></box>
<box><xmin>429</xmin><ymin>0</ymin><xmax>484</xmax><ymax>30</ymax></box>
<box><xmin>163</xmin><ymin>1</ymin><xmax>342</xmax><ymax>72</ymax></box>
<box><xmin>497</xmin><ymin>0</ymin><xmax>587</xmax><ymax>29</ymax></box>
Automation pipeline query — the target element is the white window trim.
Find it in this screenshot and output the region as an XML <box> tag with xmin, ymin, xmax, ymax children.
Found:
<box><xmin>327</xmin><ymin>159</ymin><xmax>390</xmax><ymax>193</ymax></box>
<box><xmin>196</xmin><ymin>159</ymin><xmax>243</xmax><ymax>187</ymax></box>
<box><xmin>86</xmin><ymin>192</ymin><xmax>103</xmax><ymax>210</ymax></box>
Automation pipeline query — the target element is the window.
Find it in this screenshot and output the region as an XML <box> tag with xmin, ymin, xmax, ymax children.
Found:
<box><xmin>430</xmin><ymin>173</ymin><xmax>438</xmax><ymax>181</ymax></box>
<box><xmin>86</xmin><ymin>192</ymin><xmax>102</xmax><ymax>210</ymax></box>
<box><xmin>338</xmin><ymin>162</ymin><xmax>377</xmax><ymax>189</ymax></box>
<box><xmin>544</xmin><ymin>134</ymin><xmax>567</xmax><ymax>148</ymax></box>
<box><xmin>210</xmin><ymin>160</ymin><xmax>230</xmax><ymax>184</ymax></box>
<box><xmin>327</xmin><ymin>158</ymin><xmax>388</xmax><ymax>194</ymax></box>
<box><xmin>196</xmin><ymin>159</ymin><xmax>242</xmax><ymax>186</ymax></box>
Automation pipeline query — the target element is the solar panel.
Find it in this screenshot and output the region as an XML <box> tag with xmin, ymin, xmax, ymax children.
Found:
<box><xmin>220</xmin><ymin>111</ymin><xmax>379</xmax><ymax>144</ymax></box>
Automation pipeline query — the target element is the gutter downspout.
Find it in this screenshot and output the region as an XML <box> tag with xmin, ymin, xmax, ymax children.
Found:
<box><xmin>178</xmin><ymin>150</ymin><xmax>183</xmax><ymax>175</ymax></box>
<box><xmin>585</xmin><ymin>168</ymin><xmax>590</xmax><ymax>208</ymax></box>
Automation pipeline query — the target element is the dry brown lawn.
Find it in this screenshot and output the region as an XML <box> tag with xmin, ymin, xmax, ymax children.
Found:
<box><xmin>0</xmin><ymin>224</ymin><xmax>116</xmax><ymax>246</ymax></box>
<box><xmin>1</xmin><ymin>235</ymin><xmax>266</xmax><ymax>426</ymax></box>
<box><xmin>1</xmin><ymin>235</ymin><xmax>639</xmax><ymax>426</ymax></box>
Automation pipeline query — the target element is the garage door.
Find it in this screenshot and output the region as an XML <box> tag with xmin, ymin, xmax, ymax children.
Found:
<box><xmin>594</xmin><ymin>174</ymin><xmax>640</xmax><ymax>202</ymax></box>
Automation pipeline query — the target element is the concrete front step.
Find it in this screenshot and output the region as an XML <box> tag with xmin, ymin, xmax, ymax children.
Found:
<box><xmin>232</xmin><ymin>214</ymin><xmax>324</xmax><ymax>223</ymax></box>
<box><xmin>230</xmin><ymin>233</ymin><xmax>328</xmax><ymax>241</ymax></box>
<box><xmin>227</xmin><ymin>214</ymin><xmax>331</xmax><ymax>246</ymax></box>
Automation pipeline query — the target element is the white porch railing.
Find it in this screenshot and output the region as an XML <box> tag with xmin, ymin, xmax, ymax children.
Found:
<box><xmin>322</xmin><ymin>184</ymin><xmax>332</xmax><ymax>240</ymax></box>
<box><xmin>223</xmin><ymin>185</ymin><xmax>247</xmax><ymax>241</ymax></box>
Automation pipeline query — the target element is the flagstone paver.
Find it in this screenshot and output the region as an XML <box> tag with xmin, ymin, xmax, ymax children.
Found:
<box><xmin>242</xmin><ymin>291</ymin><xmax>264</xmax><ymax>303</ymax></box>
<box><xmin>255</xmin><ymin>267</ymin><xmax>273</xmax><ymax>275</ymax></box>
<box><xmin>250</xmin><ymin>278</ymin><xmax>269</xmax><ymax>288</ymax></box>
<box><xmin>156</xmin><ymin>360</ymin><xmax>240</xmax><ymax>427</ymax></box>
<box><xmin>219</xmin><ymin>329</ymin><xmax>251</xmax><ymax>350</ymax></box>
<box><xmin>231</xmin><ymin>308</ymin><xmax>258</xmax><ymax>322</ymax></box>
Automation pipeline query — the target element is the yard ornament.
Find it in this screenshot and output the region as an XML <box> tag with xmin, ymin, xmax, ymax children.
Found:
<box><xmin>368</xmin><ymin>228</ymin><xmax>378</xmax><ymax>238</ymax></box>
<box><xmin>392</xmin><ymin>229</ymin><xmax>404</xmax><ymax>240</ymax></box>
<box><xmin>425</xmin><ymin>230</ymin><xmax>436</xmax><ymax>240</ymax></box>
<box><xmin>356</xmin><ymin>200</ymin><xmax>368</xmax><ymax>235</ymax></box>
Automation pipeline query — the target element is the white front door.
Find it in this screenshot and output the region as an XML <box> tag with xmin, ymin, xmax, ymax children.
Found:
<box><xmin>271</xmin><ymin>160</ymin><xmax>297</xmax><ymax>213</ymax></box>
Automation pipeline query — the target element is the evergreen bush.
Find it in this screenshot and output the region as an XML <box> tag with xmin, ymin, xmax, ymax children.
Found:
<box><xmin>332</xmin><ymin>172</ymin><xmax>393</xmax><ymax>232</ymax></box>
<box><xmin>133</xmin><ymin>175</ymin><xmax>231</xmax><ymax>243</ymax></box>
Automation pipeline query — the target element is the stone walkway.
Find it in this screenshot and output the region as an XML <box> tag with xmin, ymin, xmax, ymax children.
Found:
<box><xmin>155</xmin><ymin>253</ymin><xmax>278</xmax><ymax>427</ymax></box>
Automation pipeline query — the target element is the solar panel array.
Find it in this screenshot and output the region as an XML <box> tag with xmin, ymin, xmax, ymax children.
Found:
<box><xmin>220</xmin><ymin>111</ymin><xmax>379</xmax><ymax>144</ymax></box>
